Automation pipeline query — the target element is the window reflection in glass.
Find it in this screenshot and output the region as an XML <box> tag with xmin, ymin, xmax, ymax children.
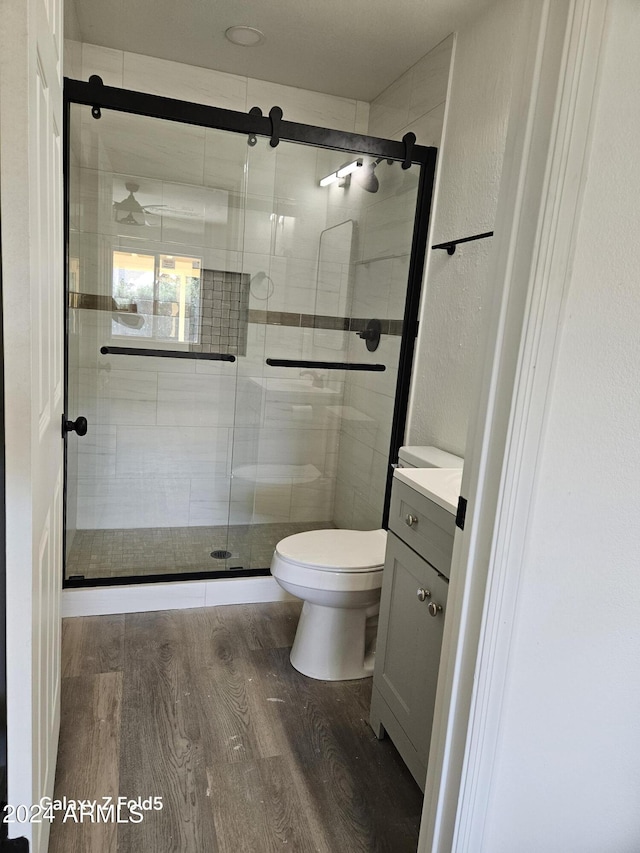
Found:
<box><xmin>112</xmin><ymin>250</ymin><xmax>202</xmax><ymax>342</ymax></box>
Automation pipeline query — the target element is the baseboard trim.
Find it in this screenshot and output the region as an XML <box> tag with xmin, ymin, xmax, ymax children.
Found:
<box><xmin>61</xmin><ymin>575</ymin><xmax>292</xmax><ymax>617</ymax></box>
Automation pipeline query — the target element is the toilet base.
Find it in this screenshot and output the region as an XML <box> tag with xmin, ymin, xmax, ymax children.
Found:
<box><xmin>290</xmin><ymin>601</ymin><xmax>378</xmax><ymax>681</ymax></box>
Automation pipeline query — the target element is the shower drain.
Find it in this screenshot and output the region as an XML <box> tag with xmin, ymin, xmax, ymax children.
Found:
<box><xmin>210</xmin><ymin>549</ymin><xmax>233</xmax><ymax>559</ymax></box>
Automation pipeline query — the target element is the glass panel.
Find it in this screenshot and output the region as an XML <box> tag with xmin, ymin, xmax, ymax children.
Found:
<box><xmin>228</xmin><ymin>138</ymin><xmax>422</xmax><ymax>570</ymax></box>
<box><xmin>65</xmin><ymin>100</ymin><xmax>425</xmax><ymax>584</ymax></box>
<box><xmin>65</xmin><ymin>104</ymin><xmax>249</xmax><ymax>582</ymax></box>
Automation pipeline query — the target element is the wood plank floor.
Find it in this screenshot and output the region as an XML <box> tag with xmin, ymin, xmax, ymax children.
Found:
<box><xmin>49</xmin><ymin>602</ymin><xmax>423</xmax><ymax>852</ymax></box>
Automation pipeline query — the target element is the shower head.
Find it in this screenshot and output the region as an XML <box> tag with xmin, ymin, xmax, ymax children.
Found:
<box><xmin>358</xmin><ymin>161</ymin><xmax>380</xmax><ymax>193</ymax></box>
<box><xmin>356</xmin><ymin>158</ymin><xmax>393</xmax><ymax>193</ymax></box>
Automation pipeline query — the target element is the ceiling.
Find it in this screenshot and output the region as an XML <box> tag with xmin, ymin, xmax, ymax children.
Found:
<box><xmin>67</xmin><ymin>0</ymin><xmax>489</xmax><ymax>103</ymax></box>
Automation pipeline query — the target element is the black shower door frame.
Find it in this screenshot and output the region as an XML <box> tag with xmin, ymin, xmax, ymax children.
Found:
<box><xmin>62</xmin><ymin>75</ymin><xmax>437</xmax><ymax>589</ymax></box>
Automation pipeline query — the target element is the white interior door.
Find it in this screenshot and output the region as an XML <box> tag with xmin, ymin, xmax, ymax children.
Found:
<box><xmin>0</xmin><ymin>0</ymin><xmax>64</xmax><ymax>849</ymax></box>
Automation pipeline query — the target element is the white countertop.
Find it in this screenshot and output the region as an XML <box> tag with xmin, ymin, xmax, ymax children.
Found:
<box><xmin>393</xmin><ymin>467</ymin><xmax>463</xmax><ymax>515</ymax></box>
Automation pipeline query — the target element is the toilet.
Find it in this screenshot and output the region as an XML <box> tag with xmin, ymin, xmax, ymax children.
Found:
<box><xmin>271</xmin><ymin>528</ymin><xmax>387</xmax><ymax>680</ymax></box>
<box><xmin>271</xmin><ymin>445</ymin><xmax>464</xmax><ymax>681</ymax></box>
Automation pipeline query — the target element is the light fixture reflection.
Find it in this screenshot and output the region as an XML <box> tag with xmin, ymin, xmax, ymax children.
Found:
<box><xmin>336</xmin><ymin>159</ymin><xmax>363</xmax><ymax>178</ymax></box>
<box><xmin>319</xmin><ymin>159</ymin><xmax>363</xmax><ymax>188</ymax></box>
<box><xmin>320</xmin><ymin>172</ymin><xmax>339</xmax><ymax>187</ymax></box>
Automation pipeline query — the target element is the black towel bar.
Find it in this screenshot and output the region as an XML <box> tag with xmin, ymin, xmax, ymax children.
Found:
<box><xmin>266</xmin><ymin>358</ymin><xmax>385</xmax><ymax>372</ymax></box>
<box><xmin>100</xmin><ymin>346</ymin><xmax>236</xmax><ymax>362</ymax></box>
<box><xmin>432</xmin><ymin>231</ymin><xmax>494</xmax><ymax>255</ymax></box>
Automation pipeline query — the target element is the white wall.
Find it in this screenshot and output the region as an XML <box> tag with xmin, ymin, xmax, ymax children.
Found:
<box><xmin>331</xmin><ymin>36</ymin><xmax>453</xmax><ymax>530</ymax></box>
<box><xmin>64</xmin><ymin>41</ymin><xmax>369</xmax><ymax>133</ymax></box>
<box><xmin>407</xmin><ymin>0</ymin><xmax>526</xmax><ymax>456</ymax></box>
<box><xmin>368</xmin><ymin>35</ymin><xmax>453</xmax><ymax>146</ymax></box>
<box><xmin>64</xmin><ymin>0</ymin><xmax>81</xmax><ymax>43</ymax></box>
<box><xmin>481</xmin><ymin>2</ymin><xmax>640</xmax><ymax>849</ymax></box>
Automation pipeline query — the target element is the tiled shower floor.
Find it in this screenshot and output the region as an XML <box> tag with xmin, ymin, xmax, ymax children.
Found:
<box><xmin>66</xmin><ymin>521</ymin><xmax>333</xmax><ymax>581</ymax></box>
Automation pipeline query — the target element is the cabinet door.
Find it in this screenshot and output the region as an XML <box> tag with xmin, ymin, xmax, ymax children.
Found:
<box><xmin>374</xmin><ymin>532</ymin><xmax>448</xmax><ymax>765</ymax></box>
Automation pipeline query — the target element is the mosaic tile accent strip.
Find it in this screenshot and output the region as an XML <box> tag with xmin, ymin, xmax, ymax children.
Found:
<box><xmin>66</xmin><ymin>521</ymin><xmax>334</xmax><ymax>581</ymax></box>
<box><xmin>71</xmin><ymin>293</ymin><xmax>403</xmax><ymax>341</ymax></box>
<box><xmin>248</xmin><ymin>310</ymin><xmax>404</xmax><ymax>336</ymax></box>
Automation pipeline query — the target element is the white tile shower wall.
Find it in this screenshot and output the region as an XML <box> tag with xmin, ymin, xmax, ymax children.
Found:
<box><xmin>70</xmin><ymin>45</ymin><xmax>365</xmax><ymax>316</ymax></box>
<box><xmin>124</xmin><ymin>53</ymin><xmax>247</xmax><ymax>112</ymax></box>
<box><xmin>368</xmin><ymin>35</ymin><xmax>453</xmax><ymax>143</ymax></box>
<box><xmin>67</xmin><ymin>41</ymin><xmax>369</xmax><ymax>133</ymax></box>
<box><xmin>332</xmin><ymin>36</ymin><xmax>453</xmax><ymax>531</ymax></box>
<box><xmin>64</xmin><ymin>38</ymin><xmax>81</xmax><ymax>80</ymax></box>
<box><xmin>77</xmin><ymin>477</ymin><xmax>192</xmax><ymax>529</ymax></box>
<box><xmin>74</xmin><ymin>328</ymin><xmax>343</xmax><ymax>531</ymax></box>
<box><xmin>332</xmin><ymin>332</ymin><xmax>401</xmax><ymax>529</ymax></box>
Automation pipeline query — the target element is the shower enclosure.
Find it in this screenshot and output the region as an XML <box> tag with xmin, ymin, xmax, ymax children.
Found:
<box><xmin>63</xmin><ymin>76</ymin><xmax>436</xmax><ymax>585</ymax></box>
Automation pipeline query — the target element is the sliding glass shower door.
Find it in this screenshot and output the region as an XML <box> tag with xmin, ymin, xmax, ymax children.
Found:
<box><xmin>226</xmin><ymin>137</ymin><xmax>424</xmax><ymax>572</ymax></box>
<box><xmin>65</xmin><ymin>104</ymin><xmax>252</xmax><ymax>582</ymax></box>
<box><xmin>64</xmin><ymin>85</ymin><xmax>430</xmax><ymax>585</ymax></box>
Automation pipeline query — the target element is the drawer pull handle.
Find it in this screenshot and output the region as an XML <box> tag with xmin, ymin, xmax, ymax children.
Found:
<box><xmin>428</xmin><ymin>602</ymin><xmax>443</xmax><ymax>617</ymax></box>
<box><xmin>416</xmin><ymin>588</ymin><xmax>431</xmax><ymax>602</ymax></box>
<box><xmin>405</xmin><ymin>513</ymin><xmax>418</xmax><ymax>527</ymax></box>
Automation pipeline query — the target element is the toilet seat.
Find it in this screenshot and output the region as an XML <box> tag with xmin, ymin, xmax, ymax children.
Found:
<box><xmin>275</xmin><ymin>528</ymin><xmax>387</xmax><ymax>572</ymax></box>
<box><xmin>272</xmin><ymin>557</ymin><xmax>383</xmax><ymax>593</ymax></box>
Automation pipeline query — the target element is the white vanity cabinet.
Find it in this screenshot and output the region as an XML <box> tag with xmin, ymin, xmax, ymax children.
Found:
<box><xmin>370</xmin><ymin>476</ymin><xmax>456</xmax><ymax>790</ymax></box>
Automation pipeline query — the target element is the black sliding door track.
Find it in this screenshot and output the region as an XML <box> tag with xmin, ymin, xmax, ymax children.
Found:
<box><xmin>64</xmin><ymin>76</ymin><xmax>433</xmax><ymax>167</ymax></box>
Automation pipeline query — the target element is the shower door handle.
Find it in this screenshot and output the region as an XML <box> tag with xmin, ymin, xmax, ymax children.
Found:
<box><xmin>62</xmin><ymin>415</ymin><xmax>88</xmax><ymax>437</ymax></box>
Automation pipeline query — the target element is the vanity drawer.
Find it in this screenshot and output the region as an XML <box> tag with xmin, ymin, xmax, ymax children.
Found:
<box><xmin>389</xmin><ymin>478</ymin><xmax>456</xmax><ymax>577</ymax></box>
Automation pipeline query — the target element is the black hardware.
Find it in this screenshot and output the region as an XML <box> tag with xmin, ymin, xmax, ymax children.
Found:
<box><xmin>62</xmin><ymin>414</ymin><xmax>88</xmax><ymax>437</ymax></box>
<box><xmin>1</xmin><ymin>837</ymin><xmax>29</xmax><ymax>851</ymax></box>
<box><xmin>382</xmin><ymin>146</ymin><xmax>438</xmax><ymax>528</ymax></box>
<box><xmin>268</xmin><ymin>106</ymin><xmax>283</xmax><ymax>148</ymax></box>
<box><xmin>88</xmin><ymin>74</ymin><xmax>103</xmax><ymax>119</ymax></box>
<box><xmin>247</xmin><ymin>107</ymin><xmax>262</xmax><ymax>145</ymax></box>
<box><xmin>432</xmin><ymin>231</ymin><xmax>494</xmax><ymax>256</ymax></box>
<box><xmin>357</xmin><ymin>319</ymin><xmax>382</xmax><ymax>352</ymax></box>
<box><xmin>456</xmin><ymin>496</ymin><xmax>468</xmax><ymax>531</ymax></box>
<box><xmin>64</xmin><ymin>77</ymin><xmax>433</xmax><ymax>166</ymax></box>
<box><xmin>266</xmin><ymin>358</ymin><xmax>385</xmax><ymax>372</ymax></box>
<box><xmin>62</xmin><ymin>76</ymin><xmax>71</xmax><ymax>594</ymax></box>
<box><xmin>64</xmin><ymin>567</ymin><xmax>271</xmax><ymax>588</ymax></box>
<box><xmin>402</xmin><ymin>132</ymin><xmax>416</xmax><ymax>170</ymax></box>
<box><xmin>0</xmin><ymin>170</ymin><xmax>9</xmax><ymax>853</ymax></box>
<box><xmin>100</xmin><ymin>346</ymin><xmax>236</xmax><ymax>362</ymax></box>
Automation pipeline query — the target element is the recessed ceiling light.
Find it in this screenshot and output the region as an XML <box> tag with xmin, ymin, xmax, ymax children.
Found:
<box><xmin>225</xmin><ymin>26</ymin><xmax>265</xmax><ymax>47</ymax></box>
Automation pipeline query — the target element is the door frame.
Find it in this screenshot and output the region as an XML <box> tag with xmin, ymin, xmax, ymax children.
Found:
<box><xmin>417</xmin><ymin>1</ymin><xmax>608</xmax><ymax>849</ymax></box>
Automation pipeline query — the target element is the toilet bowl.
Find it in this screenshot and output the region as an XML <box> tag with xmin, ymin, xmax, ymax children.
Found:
<box><xmin>271</xmin><ymin>528</ymin><xmax>387</xmax><ymax>681</ymax></box>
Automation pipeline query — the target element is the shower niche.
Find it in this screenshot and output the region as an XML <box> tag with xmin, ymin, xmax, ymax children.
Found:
<box><xmin>63</xmin><ymin>77</ymin><xmax>436</xmax><ymax>586</ymax></box>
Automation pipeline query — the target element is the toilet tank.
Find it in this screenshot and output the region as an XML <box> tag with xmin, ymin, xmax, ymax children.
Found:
<box><xmin>397</xmin><ymin>445</ymin><xmax>464</xmax><ymax>469</ymax></box>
